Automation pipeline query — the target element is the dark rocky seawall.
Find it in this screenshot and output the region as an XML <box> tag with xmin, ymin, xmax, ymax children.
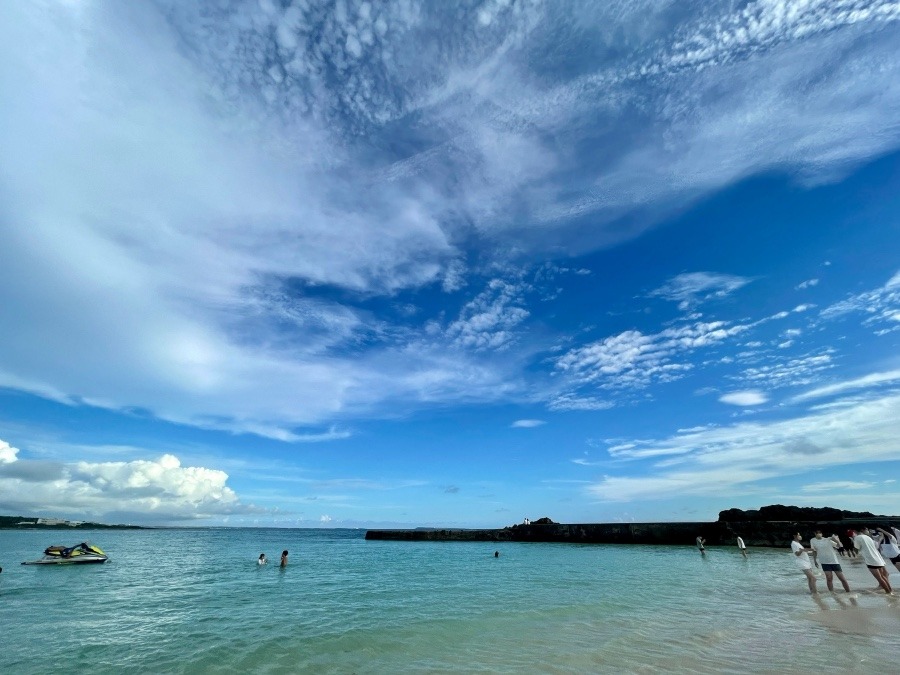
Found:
<box><xmin>366</xmin><ymin>518</ymin><xmax>898</xmax><ymax>548</ymax></box>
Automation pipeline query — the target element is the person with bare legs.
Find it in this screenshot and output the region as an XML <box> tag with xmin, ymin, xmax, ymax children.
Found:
<box><xmin>791</xmin><ymin>533</ymin><xmax>818</xmax><ymax>595</ymax></box>
<box><xmin>696</xmin><ymin>536</ymin><xmax>706</xmax><ymax>556</ymax></box>
<box><xmin>854</xmin><ymin>528</ymin><xmax>892</xmax><ymax>594</ymax></box>
<box><xmin>736</xmin><ymin>536</ymin><xmax>747</xmax><ymax>558</ymax></box>
<box><xmin>809</xmin><ymin>530</ymin><xmax>851</xmax><ymax>592</ymax></box>
<box><xmin>876</xmin><ymin>527</ymin><xmax>900</xmax><ymax>573</ymax></box>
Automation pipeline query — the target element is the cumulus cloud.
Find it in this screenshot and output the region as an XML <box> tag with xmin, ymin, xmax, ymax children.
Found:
<box><xmin>588</xmin><ymin>391</ymin><xmax>900</xmax><ymax>501</ymax></box>
<box><xmin>511</xmin><ymin>419</ymin><xmax>546</xmax><ymax>428</ymax></box>
<box><xmin>719</xmin><ymin>390</ymin><xmax>768</xmax><ymax>406</ymax></box>
<box><xmin>0</xmin><ymin>439</ymin><xmax>19</xmax><ymax>463</ymax></box>
<box><xmin>0</xmin><ymin>439</ymin><xmax>247</xmax><ymax>523</ymax></box>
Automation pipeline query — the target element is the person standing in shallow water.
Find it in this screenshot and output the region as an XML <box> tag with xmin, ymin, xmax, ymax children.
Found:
<box><xmin>258</xmin><ymin>553</ymin><xmax>267</xmax><ymax>565</ymax></box>
<box><xmin>791</xmin><ymin>533</ymin><xmax>818</xmax><ymax>594</ymax></box>
<box><xmin>736</xmin><ymin>536</ymin><xmax>747</xmax><ymax>558</ymax></box>
<box><xmin>854</xmin><ymin>528</ymin><xmax>892</xmax><ymax>594</ymax></box>
<box><xmin>696</xmin><ymin>536</ymin><xmax>706</xmax><ymax>556</ymax></box>
<box><xmin>280</xmin><ymin>550</ymin><xmax>288</xmax><ymax>567</ymax></box>
<box><xmin>809</xmin><ymin>530</ymin><xmax>851</xmax><ymax>593</ymax></box>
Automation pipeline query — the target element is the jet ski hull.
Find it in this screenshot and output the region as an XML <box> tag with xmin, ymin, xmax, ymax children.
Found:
<box><xmin>22</xmin><ymin>555</ymin><xmax>108</xmax><ymax>565</ymax></box>
<box><xmin>21</xmin><ymin>542</ymin><xmax>109</xmax><ymax>565</ymax></box>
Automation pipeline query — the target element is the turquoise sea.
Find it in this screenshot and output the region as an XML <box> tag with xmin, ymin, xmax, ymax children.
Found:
<box><xmin>1</xmin><ymin>528</ymin><xmax>898</xmax><ymax>673</ymax></box>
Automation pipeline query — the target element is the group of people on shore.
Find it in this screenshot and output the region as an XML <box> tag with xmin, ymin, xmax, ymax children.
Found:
<box><xmin>791</xmin><ymin>527</ymin><xmax>900</xmax><ymax>595</ymax></box>
<box><xmin>257</xmin><ymin>550</ymin><xmax>289</xmax><ymax>567</ymax></box>
<box><xmin>696</xmin><ymin>526</ymin><xmax>900</xmax><ymax>595</ymax></box>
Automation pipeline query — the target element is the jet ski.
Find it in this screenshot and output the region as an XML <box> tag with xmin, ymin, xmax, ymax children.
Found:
<box><xmin>21</xmin><ymin>542</ymin><xmax>109</xmax><ymax>565</ymax></box>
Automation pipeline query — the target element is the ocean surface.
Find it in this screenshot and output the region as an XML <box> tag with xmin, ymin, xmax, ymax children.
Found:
<box><xmin>1</xmin><ymin>528</ymin><xmax>898</xmax><ymax>674</ymax></box>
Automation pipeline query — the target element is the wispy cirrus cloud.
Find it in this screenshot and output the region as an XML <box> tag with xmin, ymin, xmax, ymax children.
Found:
<box><xmin>649</xmin><ymin>272</ymin><xmax>752</xmax><ymax>310</ymax></box>
<box><xmin>511</xmin><ymin>419</ymin><xmax>545</xmax><ymax>428</ymax></box>
<box><xmin>588</xmin><ymin>390</ymin><xmax>900</xmax><ymax>501</ymax></box>
<box><xmin>1</xmin><ymin>1</ymin><xmax>899</xmax><ymax>442</ymax></box>
<box><xmin>821</xmin><ymin>270</ymin><xmax>900</xmax><ymax>333</ymax></box>
<box><xmin>791</xmin><ymin>369</ymin><xmax>900</xmax><ymax>403</ymax></box>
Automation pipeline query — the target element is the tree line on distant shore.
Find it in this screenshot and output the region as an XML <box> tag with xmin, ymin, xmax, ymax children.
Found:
<box><xmin>718</xmin><ymin>504</ymin><xmax>889</xmax><ymax>522</ymax></box>
<box><xmin>0</xmin><ymin>515</ymin><xmax>142</xmax><ymax>529</ymax></box>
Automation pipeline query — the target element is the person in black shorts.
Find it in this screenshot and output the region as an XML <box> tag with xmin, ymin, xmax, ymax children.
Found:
<box><xmin>810</xmin><ymin>530</ymin><xmax>851</xmax><ymax>592</ymax></box>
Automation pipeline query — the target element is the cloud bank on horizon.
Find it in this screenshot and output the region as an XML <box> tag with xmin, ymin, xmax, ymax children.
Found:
<box><xmin>1</xmin><ymin>0</ymin><xmax>899</xmax><ymax>525</ymax></box>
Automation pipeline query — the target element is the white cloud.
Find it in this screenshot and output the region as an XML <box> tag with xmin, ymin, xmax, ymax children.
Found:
<box><xmin>320</xmin><ymin>515</ymin><xmax>333</xmax><ymax>523</ymax></box>
<box><xmin>446</xmin><ymin>278</ymin><xmax>530</xmax><ymax>352</ymax></box>
<box><xmin>1</xmin><ymin>1</ymin><xmax>899</xmax><ymax>440</ymax></box>
<box><xmin>735</xmin><ymin>352</ymin><xmax>834</xmax><ymax>389</ymax></box>
<box><xmin>0</xmin><ymin>442</ymin><xmax>248</xmax><ymax>522</ymax></box>
<box><xmin>511</xmin><ymin>419</ymin><xmax>546</xmax><ymax>428</ymax></box>
<box><xmin>719</xmin><ymin>390</ymin><xmax>768</xmax><ymax>406</ymax></box>
<box><xmin>821</xmin><ymin>270</ymin><xmax>900</xmax><ymax>332</ymax></box>
<box><xmin>802</xmin><ymin>481</ymin><xmax>874</xmax><ymax>492</ymax></box>
<box><xmin>796</xmin><ymin>278</ymin><xmax>820</xmax><ymax>289</ymax></box>
<box><xmin>649</xmin><ymin>272</ymin><xmax>752</xmax><ymax>310</ymax></box>
<box><xmin>792</xmin><ymin>369</ymin><xmax>900</xmax><ymax>403</ymax></box>
<box><xmin>588</xmin><ymin>392</ymin><xmax>900</xmax><ymax>501</ymax></box>
<box><xmin>0</xmin><ymin>440</ymin><xmax>19</xmax><ymax>463</ymax></box>
<box><xmin>548</xmin><ymin>395</ymin><xmax>615</xmax><ymax>412</ymax></box>
<box><xmin>555</xmin><ymin>320</ymin><xmax>749</xmax><ymax>390</ymax></box>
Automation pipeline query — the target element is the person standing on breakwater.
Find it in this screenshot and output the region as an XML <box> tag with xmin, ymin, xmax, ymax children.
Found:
<box><xmin>809</xmin><ymin>530</ymin><xmax>851</xmax><ymax>593</ymax></box>
<box><xmin>280</xmin><ymin>550</ymin><xmax>288</xmax><ymax>568</ymax></box>
<box><xmin>791</xmin><ymin>533</ymin><xmax>818</xmax><ymax>594</ymax></box>
<box><xmin>696</xmin><ymin>536</ymin><xmax>706</xmax><ymax>556</ymax></box>
<box><xmin>736</xmin><ymin>536</ymin><xmax>747</xmax><ymax>558</ymax></box>
<box><xmin>853</xmin><ymin>528</ymin><xmax>892</xmax><ymax>594</ymax></box>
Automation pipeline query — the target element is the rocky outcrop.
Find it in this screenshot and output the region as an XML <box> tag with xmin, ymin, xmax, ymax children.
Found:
<box><xmin>366</xmin><ymin>517</ymin><xmax>898</xmax><ymax>548</ymax></box>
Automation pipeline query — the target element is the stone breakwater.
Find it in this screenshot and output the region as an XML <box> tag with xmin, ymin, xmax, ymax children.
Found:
<box><xmin>365</xmin><ymin>518</ymin><xmax>898</xmax><ymax>548</ymax></box>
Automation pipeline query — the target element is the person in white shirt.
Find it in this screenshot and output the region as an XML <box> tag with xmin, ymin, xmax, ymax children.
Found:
<box><xmin>696</xmin><ymin>536</ymin><xmax>706</xmax><ymax>556</ymax></box>
<box><xmin>258</xmin><ymin>553</ymin><xmax>267</xmax><ymax>565</ymax></box>
<box><xmin>736</xmin><ymin>536</ymin><xmax>747</xmax><ymax>558</ymax></box>
<box><xmin>809</xmin><ymin>530</ymin><xmax>851</xmax><ymax>592</ymax></box>
<box><xmin>791</xmin><ymin>533</ymin><xmax>818</xmax><ymax>594</ymax></box>
<box><xmin>876</xmin><ymin>527</ymin><xmax>900</xmax><ymax>572</ymax></box>
<box><xmin>854</xmin><ymin>528</ymin><xmax>892</xmax><ymax>594</ymax></box>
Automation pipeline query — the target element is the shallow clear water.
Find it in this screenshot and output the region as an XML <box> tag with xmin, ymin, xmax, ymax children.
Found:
<box><xmin>1</xmin><ymin>528</ymin><xmax>897</xmax><ymax>673</ymax></box>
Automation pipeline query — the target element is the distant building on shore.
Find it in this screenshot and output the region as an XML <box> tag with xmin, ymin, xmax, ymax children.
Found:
<box><xmin>35</xmin><ymin>517</ymin><xmax>84</xmax><ymax>527</ymax></box>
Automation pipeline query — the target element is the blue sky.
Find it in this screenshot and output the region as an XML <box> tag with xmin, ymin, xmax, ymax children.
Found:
<box><xmin>1</xmin><ymin>0</ymin><xmax>900</xmax><ymax>527</ymax></box>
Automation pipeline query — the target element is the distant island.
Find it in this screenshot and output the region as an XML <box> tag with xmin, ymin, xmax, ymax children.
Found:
<box><xmin>365</xmin><ymin>505</ymin><xmax>899</xmax><ymax>548</ymax></box>
<box><xmin>0</xmin><ymin>515</ymin><xmax>144</xmax><ymax>529</ymax></box>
